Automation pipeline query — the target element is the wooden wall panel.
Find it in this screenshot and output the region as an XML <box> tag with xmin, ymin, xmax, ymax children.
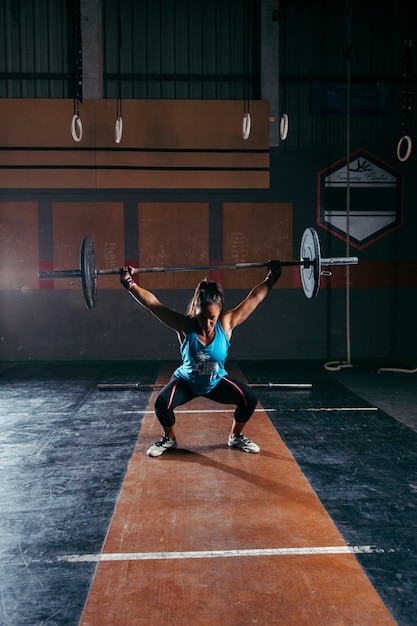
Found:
<box><xmin>221</xmin><ymin>203</ymin><xmax>293</xmax><ymax>289</ymax></box>
<box><xmin>52</xmin><ymin>203</ymin><xmax>125</xmax><ymax>292</ymax></box>
<box><xmin>0</xmin><ymin>202</ymin><xmax>39</xmax><ymax>290</ymax></box>
<box><xmin>0</xmin><ymin>100</ymin><xmax>270</xmax><ymax>190</ymax></box>
<box><xmin>35</xmin><ymin>201</ymin><xmax>296</xmax><ymax>297</ymax></box>
<box><xmin>138</xmin><ymin>203</ymin><xmax>209</xmax><ymax>290</ymax></box>
<box><xmin>0</xmin><ymin>100</ymin><xmax>269</xmax><ymax>149</ymax></box>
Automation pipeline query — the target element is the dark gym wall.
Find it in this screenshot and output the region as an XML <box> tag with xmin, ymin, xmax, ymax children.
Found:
<box><xmin>0</xmin><ymin>0</ymin><xmax>416</xmax><ymax>365</ymax></box>
<box><xmin>0</xmin><ymin>109</ymin><xmax>415</xmax><ymax>363</ymax></box>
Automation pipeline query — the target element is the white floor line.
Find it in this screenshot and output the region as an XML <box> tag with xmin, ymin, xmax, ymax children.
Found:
<box><xmin>58</xmin><ymin>544</ymin><xmax>393</xmax><ymax>563</ymax></box>
<box><xmin>121</xmin><ymin>407</ymin><xmax>378</xmax><ymax>415</ymax></box>
<box><xmin>283</xmin><ymin>407</ymin><xmax>379</xmax><ymax>412</ymax></box>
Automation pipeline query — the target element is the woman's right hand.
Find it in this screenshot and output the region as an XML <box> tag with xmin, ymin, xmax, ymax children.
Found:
<box><xmin>120</xmin><ymin>267</ymin><xmax>135</xmax><ymax>290</ymax></box>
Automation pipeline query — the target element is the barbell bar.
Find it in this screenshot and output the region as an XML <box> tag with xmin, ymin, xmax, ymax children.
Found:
<box><xmin>96</xmin><ymin>382</ymin><xmax>313</xmax><ymax>391</ymax></box>
<box><xmin>38</xmin><ymin>227</ymin><xmax>358</xmax><ymax>309</ymax></box>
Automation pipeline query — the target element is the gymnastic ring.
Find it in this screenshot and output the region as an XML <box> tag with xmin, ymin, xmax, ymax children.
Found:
<box><xmin>115</xmin><ymin>116</ymin><xmax>123</xmax><ymax>144</ymax></box>
<box><xmin>71</xmin><ymin>114</ymin><xmax>83</xmax><ymax>142</ymax></box>
<box><xmin>280</xmin><ymin>113</ymin><xmax>289</xmax><ymax>140</ymax></box>
<box><xmin>242</xmin><ymin>112</ymin><xmax>251</xmax><ymax>140</ymax></box>
<box><xmin>396</xmin><ymin>135</ymin><xmax>412</xmax><ymax>162</ymax></box>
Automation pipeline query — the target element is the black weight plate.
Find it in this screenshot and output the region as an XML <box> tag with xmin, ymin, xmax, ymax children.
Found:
<box><xmin>80</xmin><ymin>237</ymin><xmax>97</xmax><ymax>309</ymax></box>
<box><xmin>300</xmin><ymin>227</ymin><xmax>321</xmax><ymax>299</ymax></box>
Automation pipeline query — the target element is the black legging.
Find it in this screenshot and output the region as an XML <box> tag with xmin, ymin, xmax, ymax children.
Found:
<box><xmin>154</xmin><ymin>375</ymin><xmax>258</xmax><ymax>428</ymax></box>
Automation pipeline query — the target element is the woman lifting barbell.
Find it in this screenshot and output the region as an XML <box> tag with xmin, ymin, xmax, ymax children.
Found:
<box><xmin>120</xmin><ymin>260</ymin><xmax>282</xmax><ymax>457</ymax></box>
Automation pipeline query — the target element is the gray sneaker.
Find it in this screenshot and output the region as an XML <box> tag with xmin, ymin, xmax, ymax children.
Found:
<box><xmin>147</xmin><ymin>436</ymin><xmax>177</xmax><ymax>457</ymax></box>
<box><xmin>228</xmin><ymin>433</ymin><xmax>260</xmax><ymax>454</ymax></box>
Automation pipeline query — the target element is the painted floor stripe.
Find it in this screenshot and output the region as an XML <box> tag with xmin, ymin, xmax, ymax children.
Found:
<box><xmin>3</xmin><ymin>408</ymin><xmax>378</xmax><ymax>418</ymax></box>
<box><xmin>281</xmin><ymin>407</ymin><xmax>379</xmax><ymax>412</ymax></box>
<box><xmin>121</xmin><ymin>407</ymin><xmax>378</xmax><ymax>415</ymax></box>
<box><xmin>59</xmin><ymin>545</ymin><xmax>395</xmax><ymax>563</ymax></box>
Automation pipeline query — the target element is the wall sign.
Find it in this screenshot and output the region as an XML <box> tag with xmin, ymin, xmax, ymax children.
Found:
<box><xmin>317</xmin><ymin>149</ymin><xmax>403</xmax><ymax>249</ymax></box>
<box><xmin>312</xmin><ymin>80</ymin><xmax>392</xmax><ymax>114</ymax></box>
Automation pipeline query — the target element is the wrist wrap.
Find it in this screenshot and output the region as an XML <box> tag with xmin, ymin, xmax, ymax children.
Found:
<box><xmin>121</xmin><ymin>274</ymin><xmax>135</xmax><ymax>290</ymax></box>
<box><xmin>266</xmin><ymin>269</ymin><xmax>280</xmax><ymax>284</ymax></box>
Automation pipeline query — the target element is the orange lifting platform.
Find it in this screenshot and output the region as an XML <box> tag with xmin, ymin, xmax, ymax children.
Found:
<box><xmin>80</xmin><ymin>365</ymin><xmax>395</xmax><ymax>625</ymax></box>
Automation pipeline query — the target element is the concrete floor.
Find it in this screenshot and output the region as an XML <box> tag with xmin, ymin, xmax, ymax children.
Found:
<box><xmin>1</xmin><ymin>360</ymin><xmax>416</xmax><ymax>625</ymax></box>
<box><xmin>327</xmin><ymin>361</ymin><xmax>417</xmax><ymax>433</ymax></box>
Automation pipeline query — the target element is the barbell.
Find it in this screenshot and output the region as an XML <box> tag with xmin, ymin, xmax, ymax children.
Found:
<box><xmin>96</xmin><ymin>382</ymin><xmax>313</xmax><ymax>391</ymax></box>
<box><xmin>38</xmin><ymin>227</ymin><xmax>358</xmax><ymax>309</ymax></box>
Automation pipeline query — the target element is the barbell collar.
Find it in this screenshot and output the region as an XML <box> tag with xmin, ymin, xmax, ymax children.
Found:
<box><xmin>321</xmin><ymin>256</ymin><xmax>358</xmax><ymax>266</ymax></box>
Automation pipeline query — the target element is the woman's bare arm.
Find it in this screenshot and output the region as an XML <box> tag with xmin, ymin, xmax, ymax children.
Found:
<box><xmin>123</xmin><ymin>275</ymin><xmax>189</xmax><ymax>336</ymax></box>
<box><xmin>221</xmin><ymin>262</ymin><xmax>281</xmax><ymax>337</ymax></box>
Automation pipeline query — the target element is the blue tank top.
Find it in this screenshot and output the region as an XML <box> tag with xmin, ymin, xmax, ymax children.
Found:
<box><xmin>174</xmin><ymin>318</ymin><xmax>230</xmax><ymax>394</ymax></box>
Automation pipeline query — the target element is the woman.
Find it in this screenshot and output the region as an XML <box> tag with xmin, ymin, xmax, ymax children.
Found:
<box><xmin>120</xmin><ymin>260</ymin><xmax>281</xmax><ymax>457</ymax></box>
